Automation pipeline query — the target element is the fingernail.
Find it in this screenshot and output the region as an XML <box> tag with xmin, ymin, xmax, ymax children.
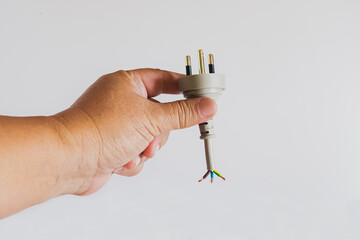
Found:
<box><xmin>154</xmin><ymin>144</ymin><xmax>160</xmax><ymax>155</ymax></box>
<box><xmin>198</xmin><ymin>98</ymin><xmax>217</xmax><ymax>118</ymax></box>
<box><xmin>113</xmin><ymin>167</ymin><xmax>123</xmax><ymax>174</ymax></box>
<box><xmin>135</xmin><ymin>157</ymin><xmax>141</xmax><ymax>166</ymax></box>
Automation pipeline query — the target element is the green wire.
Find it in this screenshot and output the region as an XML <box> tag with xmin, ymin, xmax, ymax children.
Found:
<box><xmin>213</xmin><ymin>170</ymin><xmax>221</xmax><ymax>177</ymax></box>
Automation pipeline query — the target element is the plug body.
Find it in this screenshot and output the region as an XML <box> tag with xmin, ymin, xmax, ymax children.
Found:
<box><xmin>179</xmin><ymin>73</ymin><xmax>225</xmax><ymax>171</ymax></box>
<box><xmin>179</xmin><ymin>73</ymin><xmax>226</xmax><ymax>99</ymax></box>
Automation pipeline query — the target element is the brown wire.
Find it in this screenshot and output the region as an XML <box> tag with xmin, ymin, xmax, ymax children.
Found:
<box><xmin>198</xmin><ymin>170</ymin><xmax>211</xmax><ymax>182</ymax></box>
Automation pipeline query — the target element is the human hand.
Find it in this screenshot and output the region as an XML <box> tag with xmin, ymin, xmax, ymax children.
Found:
<box><xmin>53</xmin><ymin>69</ymin><xmax>217</xmax><ymax>195</ymax></box>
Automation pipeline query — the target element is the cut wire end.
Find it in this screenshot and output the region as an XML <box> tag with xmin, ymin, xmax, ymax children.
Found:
<box><xmin>198</xmin><ymin>170</ymin><xmax>226</xmax><ymax>183</ymax></box>
<box><xmin>213</xmin><ymin>169</ymin><xmax>226</xmax><ymax>181</ymax></box>
<box><xmin>198</xmin><ymin>170</ymin><xmax>211</xmax><ymax>182</ymax></box>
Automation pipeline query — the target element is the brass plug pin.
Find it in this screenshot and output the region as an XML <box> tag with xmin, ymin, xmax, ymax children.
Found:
<box><xmin>186</xmin><ymin>55</ymin><xmax>192</xmax><ymax>76</ymax></box>
<box><xmin>209</xmin><ymin>54</ymin><xmax>214</xmax><ymax>65</ymax></box>
<box><xmin>186</xmin><ymin>55</ymin><xmax>191</xmax><ymax>66</ymax></box>
<box><xmin>198</xmin><ymin>49</ymin><xmax>205</xmax><ymax>74</ymax></box>
<box><xmin>209</xmin><ymin>54</ymin><xmax>215</xmax><ymax>73</ymax></box>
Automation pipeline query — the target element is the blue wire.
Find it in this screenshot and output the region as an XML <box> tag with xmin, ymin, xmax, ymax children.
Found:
<box><xmin>211</xmin><ymin>171</ymin><xmax>214</xmax><ymax>179</ymax></box>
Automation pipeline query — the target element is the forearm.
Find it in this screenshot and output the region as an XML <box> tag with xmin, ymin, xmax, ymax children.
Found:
<box><xmin>0</xmin><ymin>110</ymin><xmax>97</xmax><ymax>218</ymax></box>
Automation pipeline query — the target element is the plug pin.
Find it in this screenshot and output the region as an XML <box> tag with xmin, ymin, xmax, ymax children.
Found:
<box><xmin>208</xmin><ymin>54</ymin><xmax>215</xmax><ymax>73</ymax></box>
<box><xmin>198</xmin><ymin>49</ymin><xmax>205</xmax><ymax>74</ymax></box>
<box><xmin>186</xmin><ymin>55</ymin><xmax>192</xmax><ymax>76</ymax></box>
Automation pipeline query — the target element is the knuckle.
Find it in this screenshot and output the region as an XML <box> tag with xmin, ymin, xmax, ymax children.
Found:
<box><xmin>98</xmin><ymin>71</ymin><xmax>128</xmax><ymax>84</ymax></box>
<box><xmin>171</xmin><ymin>101</ymin><xmax>194</xmax><ymax>129</ymax></box>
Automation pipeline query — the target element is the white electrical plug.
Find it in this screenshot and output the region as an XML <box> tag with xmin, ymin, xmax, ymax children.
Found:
<box><xmin>178</xmin><ymin>49</ymin><xmax>226</xmax><ymax>183</ymax></box>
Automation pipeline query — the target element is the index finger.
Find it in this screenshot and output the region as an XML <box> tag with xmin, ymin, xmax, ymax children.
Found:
<box><xmin>125</xmin><ymin>68</ymin><xmax>185</xmax><ymax>98</ymax></box>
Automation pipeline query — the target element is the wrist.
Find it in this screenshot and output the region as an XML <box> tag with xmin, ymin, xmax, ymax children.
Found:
<box><xmin>50</xmin><ymin>107</ymin><xmax>100</xmax><ymax>195</ymax></box>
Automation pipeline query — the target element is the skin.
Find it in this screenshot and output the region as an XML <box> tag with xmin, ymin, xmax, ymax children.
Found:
<box><xmin>0</xmin><ymin>68</ymin><xmax>217</xmax><ymax>218</ymax></box>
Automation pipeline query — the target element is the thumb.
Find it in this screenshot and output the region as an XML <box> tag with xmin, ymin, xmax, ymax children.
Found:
<box><xmin>155</xmin><ymin>97</ymin><xmax>217</xmax><ymax>132</ymax></box>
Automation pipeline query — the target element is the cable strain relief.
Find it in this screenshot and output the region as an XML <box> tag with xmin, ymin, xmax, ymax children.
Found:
<box><xmin>200</xmin><ymin>134</ymin><xmax>215</xmax><ymax>140</ymax></box>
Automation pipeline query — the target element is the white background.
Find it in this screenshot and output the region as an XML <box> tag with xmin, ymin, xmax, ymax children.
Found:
<box><xmin>1</xmin><ymin>0</ymin><xmax>360</xmax><ymax>239</ymax></box>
